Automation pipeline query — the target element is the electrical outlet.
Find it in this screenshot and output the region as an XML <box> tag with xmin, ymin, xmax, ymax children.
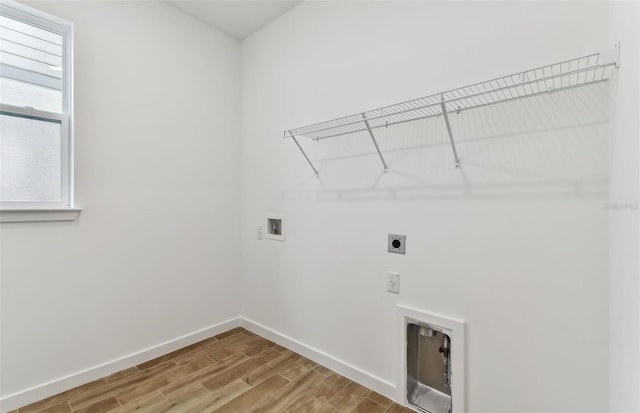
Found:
<box><xmin>387</xmin><ymin>272</ymin><xmax>400</xmax><ymax>294</ymax></box>
<box><xmin>257</xmin><ymin>225</ymin><xmax>263</xmax><ymax>240</ymax></box>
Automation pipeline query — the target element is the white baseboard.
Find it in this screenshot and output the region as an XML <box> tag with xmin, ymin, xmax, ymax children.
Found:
<box><xmin>0</xmin><ymin>317</ymin><xmax>241</xmax><ymax>413</ymax></box>
<box><xmin>1</xmin><ymin>316</ymin><xmax>398</xmax><ymax>412</ymax></box>
<box><xmin>239</xmin><ymin>317</ymin><xmax>397</xmax><ymax>402</ymax></box>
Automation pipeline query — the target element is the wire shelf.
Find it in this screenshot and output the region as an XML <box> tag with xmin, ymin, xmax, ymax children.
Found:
<box><xmin>284</xmin><ymin>46</ymin><xmax>619</xmax><ymax>175</ymax></box>
<box><xmin>288</xmin><ymin>49</ymin><xmax>618</xmax><ymax>141</ymax></box>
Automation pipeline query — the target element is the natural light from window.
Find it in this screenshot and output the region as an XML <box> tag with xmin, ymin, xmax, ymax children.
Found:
<box><xmin>0</xmin><ymin>2</ymin><xmax>73</xmax><ymax>215</ymax></box>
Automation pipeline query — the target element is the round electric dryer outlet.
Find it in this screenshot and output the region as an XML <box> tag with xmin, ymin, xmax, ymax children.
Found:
<box><xmin>388</xmin><ymin>234</ymin><xmax>406</xmax><ymax>254</ymax></box>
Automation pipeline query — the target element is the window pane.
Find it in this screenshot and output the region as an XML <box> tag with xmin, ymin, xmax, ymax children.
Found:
<box><xmin>0</xmin><ymin>112</ymin><xmax>61</xmax><ymax>202</ymax></box>
<box><xmin>0</xmin><ymin>15</ymin><xmax>62</xmax><ymax>46</ymax></box>
<box><xmin>0</xmin><ymin>14</ymin><xmax>63</xmax><ymax>112</ymax></box>
<box><xmin>0</xmin><ymin>77</ymin><xmax>61</xmax><ymax>113</ymax></box>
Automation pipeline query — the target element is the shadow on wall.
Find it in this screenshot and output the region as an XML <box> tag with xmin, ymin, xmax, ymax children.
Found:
<box><xmin>284</xmin><ymin>82</ymin><xmax>609</xmax><ymax>201</ymax></box>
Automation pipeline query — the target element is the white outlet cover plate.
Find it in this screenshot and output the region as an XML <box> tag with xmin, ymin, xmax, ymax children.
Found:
<box><xmin>257</xmin><ymin>225</ymin><xmax>263</xmax><ymax>239</ymax></box>
<box><xmin>387</xmin><ymin>271</ymin><xmax>400</xmax><ymax>294</ymax></box>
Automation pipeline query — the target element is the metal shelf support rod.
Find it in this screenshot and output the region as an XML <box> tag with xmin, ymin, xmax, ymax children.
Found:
<box><xmin>288</xmin><ymin>130</ymin><xmax>319</xmax><ymax>177</ymax></box>
<box><xmin>362</xmin><ymin>113</ymin><xmax>388</xmax><ymax>173</ymax></box>
<box><xmin>439</xmin><ymin>93</ymin><xmax>461</xmax><ymax>169</ymax></box>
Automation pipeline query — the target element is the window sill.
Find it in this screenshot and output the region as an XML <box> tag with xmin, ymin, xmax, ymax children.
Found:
<box><xmin>0</xmin><ymin>208</ymin><xmax>82</xmax><ymax>223</ymax></box>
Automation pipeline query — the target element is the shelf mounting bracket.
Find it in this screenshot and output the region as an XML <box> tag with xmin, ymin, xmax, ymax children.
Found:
<box><xmin>288</xmin><ymin>130</ymin><xmax>319</xmax><ymax>177</ymax></box>
<box><xmin>362</xmin><ymin>113</ymin><xmax>388</xmax><ymax>173</ymax></box>
<box><xmin>439</xmin><ymin>93</ymin><xmax>461</xmax><ymax>168</ymax></box>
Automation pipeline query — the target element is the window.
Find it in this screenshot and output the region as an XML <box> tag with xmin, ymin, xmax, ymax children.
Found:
<box><xmin>0</xmin><ymin>1</ymin><xmax>78</xmax><ymax>222</ymax></box>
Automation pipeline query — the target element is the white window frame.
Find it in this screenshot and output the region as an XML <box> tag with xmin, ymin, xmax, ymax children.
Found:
<box><xmin>0</xmin><ymin>1</ymin><xmax>80</xmax><ymax>222</ymax></box>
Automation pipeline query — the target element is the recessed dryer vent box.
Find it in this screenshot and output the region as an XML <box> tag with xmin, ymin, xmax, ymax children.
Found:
<box><xmin>407</xmin><ymin>322</ymin><xmax>452</xmax><ymax>413</ymax></box>
<box><xmin>266</xmin><ymin>214</ymin><xmax>284</xmax><ymax>241</ymax></box>
<box><xmin>397</xmin><ymin>305</ymin><xmax>466</xmax><ymax>413</ymax></box>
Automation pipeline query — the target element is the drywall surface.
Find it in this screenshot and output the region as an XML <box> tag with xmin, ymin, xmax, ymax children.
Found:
<box><xmin>0</xmin><ymin>0</ymin><xmax>241</xmax><ymax>402</ymax></box>
<box><xmin>240</xmin><ymin>2</ymin><xmax>610</xmax><ymax>411</ymax></box>
<box><xmin>608</xmin><ymin>2</ymin><xmax>640</xmax><ymax>411</ymax></box>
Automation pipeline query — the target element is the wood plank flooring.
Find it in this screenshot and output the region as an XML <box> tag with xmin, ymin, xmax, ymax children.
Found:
<box><xmin>11</xmin><ymin>328</ymin><xmax>415</xmax><ymax>413</ymax></box>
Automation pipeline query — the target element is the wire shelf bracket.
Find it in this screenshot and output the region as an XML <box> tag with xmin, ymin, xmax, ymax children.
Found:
<box><xmin>288</xmin><ymin>130</ymin><xmax>319</xmax><ymax>177</ymax></box>
<box><xmin>362</xmin><ymin>113</ymin><xmax>389</xmax><ymax>173</ymax></box>
<box><xmin>284</xmin><ymin>44</ymin><xmax>620</xmax><ymax>176</ymax></box>
<box><xmin>439</xmin><ymin>92</ymin><xmax>461</xmax><ymax>168</ymax></box>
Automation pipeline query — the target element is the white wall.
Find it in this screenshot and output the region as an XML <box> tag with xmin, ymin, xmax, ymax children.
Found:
<box><xmin>0</xmin><ymin>0</ymin><xmax>241</xmax><ymax>405</ymax></box>
<box><xmin>608</xmin><ymin>1</ymin><xmax>640</xmax><ymax>411</ymax></box>
<box><xmin>240</xmin><ymin>2</ymin><xmax>610</xmax><ymax>411</ymax></box>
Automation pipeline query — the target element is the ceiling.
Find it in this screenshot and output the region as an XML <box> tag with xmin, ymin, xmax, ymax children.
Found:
<box><xmin>165</xmin><ymin>1</ymin><xmax>302</xmax><ymax>40</ymax></box>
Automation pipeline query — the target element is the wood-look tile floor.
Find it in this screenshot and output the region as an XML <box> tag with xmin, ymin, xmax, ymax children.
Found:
<box><xmin>11</xmin><ymin>327</ymin><xmax>414</xmax><ymax>413</ymax></box>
